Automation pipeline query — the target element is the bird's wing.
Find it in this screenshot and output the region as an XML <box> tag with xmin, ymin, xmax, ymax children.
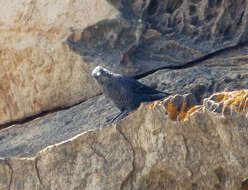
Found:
<box><xmin>121</xmin><ymin>76</ymin><xmax>166</xmax><ymax>95</ymax></box>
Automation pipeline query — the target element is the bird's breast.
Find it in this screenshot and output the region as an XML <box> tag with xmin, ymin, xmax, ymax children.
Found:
<box><xmin>102</xmin><ymin>84</ymin><xmax>137</xmax><ymax>110</ymax></box>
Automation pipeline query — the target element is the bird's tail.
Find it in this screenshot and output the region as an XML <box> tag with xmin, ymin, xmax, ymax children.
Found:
<box><xmin>143</xmin><ymin>92</ymin><xmax>170</xmax><ymax>102</ymax></box>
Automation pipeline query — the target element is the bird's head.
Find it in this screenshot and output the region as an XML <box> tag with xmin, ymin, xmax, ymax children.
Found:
<box><xmin>91</xmin><ymin>66</ymin><xmax>113</xmax><ymax>85</ymax></box>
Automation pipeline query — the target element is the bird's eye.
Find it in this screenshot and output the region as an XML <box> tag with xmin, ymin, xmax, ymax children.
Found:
<box><xmin>96</xmin><ymin>72</ymin><xmax>101</xmax><ymax>76</ymax></box>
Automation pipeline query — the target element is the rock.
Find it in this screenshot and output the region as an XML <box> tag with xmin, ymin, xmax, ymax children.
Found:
<box><xmin>117</xmin><ymin>91</ymin><xmax>248</xmax><ymax>189</ymax></box>
<box><xmin>1</xmin><ymin>0</ymin><xmax>248</xmax><ymax>125</ymax></box>
<box><xmin>0</xmin><ymin>95</ymin><xmax>119</xmax><ymax>157</ymax></box>
<box><xmin>0</xmin><ymin>45</ymin><xmax>101</xmax><ymax>125</ymax></box>
<box><xmin>0</xmin><ymin>90</ymin><xmax>247</xmax><ymax>190</ymax></box>
<box><xmin>139</xmin><ymin>44</ymin><xmax>248</xmax><ymax>101</ymax></box>
<box><xmin>36</xmin><ymin>127</ymin><xmax>133</xmax><ymax>190</ymax></box>
<box><xmin>0</xmin><ymin>0</ymin><xmax>118</xmax><ymax>125</ymax></box>
<box><xmin>0</xmin><ymin>125</ymin><xmax>133</xmax><ymax>190</ymax></box>
<box><xmin>0</xmin><ymin>0</ymin><xmax>248</xmax><ymax>189</ymax></box>
<box><xmin>5</xmin><ymin>56</ymin><xmax>247</xmax><ymax>157</ymax></box>
<box><xmin>73</xmin><ymin>0</ymin><xmax>248</xmax><ymax>76</ymax></box>
<box><xmin>204</xmin><ymin>90</ymin><xmax>248</xmax><ymax>115</ymax></box>
<box><xmin>0</xmin><ymin>0</ymin><xmax>118</xmax><ymax>45</ymax></box>
<box><xmin>129</xmin><ymin>0</ymin><xmax>248</xmax><ymax>68</ymax></box>
<box><xmin>148</xmin><ymin>93</ymin><xmax>199</xmax><ymax>121</ymax></box>
<box><xmin>0</xmin><ymin>160</ymin><xmax>11</xmax><ymax>190</ymax></box>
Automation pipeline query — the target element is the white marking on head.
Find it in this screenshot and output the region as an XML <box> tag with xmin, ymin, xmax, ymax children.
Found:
<box><xmin>91</xmin><ymin>66</ymin><xmax>111</xmax><ymax>78</ymax></box>
<box><xmin>92</xmin><ymin>66</ymin><xmax>103</xmax><ymax>77</ymax></box>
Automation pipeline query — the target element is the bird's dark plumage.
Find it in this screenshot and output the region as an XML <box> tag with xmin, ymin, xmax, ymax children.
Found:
<box><xmin>92</xmin><ymin>66</ymin><xmax>169</xmax><ymax>122</ymax></box>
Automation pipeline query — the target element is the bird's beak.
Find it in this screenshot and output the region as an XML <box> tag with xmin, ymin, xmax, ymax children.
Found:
<box><xmin>92</xmin><ymin>71</ymin><xmax>101</xmax><ymax>78</ymax></box>
<box><xmin>91</xmin><ymin>71</ymin><xmax>101</xmax><ymax>78</ymax></box>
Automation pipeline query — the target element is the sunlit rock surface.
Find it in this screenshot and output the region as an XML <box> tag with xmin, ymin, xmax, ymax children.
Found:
<box><xmin>0</xmin><ymin>90</ymin><xmax>247</xmax><ymax>190</ymax></box>
<box><xmin>0</xmin><ymin>0</ymin><xmax>118</xmax><ymax>125</ymax></box>
<box><xmin>0</xmin><ymin>0</ymin><xmax>248</xmax><ymax>189</ymax></box>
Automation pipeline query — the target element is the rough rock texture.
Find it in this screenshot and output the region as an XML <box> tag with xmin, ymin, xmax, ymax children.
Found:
<box><xmin>0</xmin><ymin>96</ymin><xmax>119</xmax><ymax>157</ymax></box>
<box><xmin>0</xmin><ymin>0</ymin><xmax>248</xmax><ymax>189</ymax></box>
<box><xmin>1</xmin><ymin>0</ymin><xmax>248</xmax><ymax>125</ymax></box>
<box><xmin>140</xmin><ymin>44</ymin><xmax>248</xmax><ymax>101</ymax></box>
<box><xmin>0</xmin><ymin>45</ymin><xmax>101</xmax><ymax>125</ymax></box>
<box><xmin>4</xmin><ymin>126</ymin><xmax>133</xmax><ymax>190</ymax></box>
<box><xmin>0</xmin><ymin>0</ymin><xmax>118</xmax><ymax>125</ymax></box>
<box><xmin>0</xmin><ymin>90</ymin><xmax>247</xmax><ymax>190</ymax></box>
<box><xmin>203</xmin><ymin>90</ymin><xmax>248</xmax><ymax>118</ymax></box>
<box><xmin>72</xmin><ymin>0</ymin><xmax>248</xmax><ymax>75</ymax></box>
<box><xmin>132</xmin><ymin>0</ymin><xmax>248</xmax><ymax>64</ymax></box>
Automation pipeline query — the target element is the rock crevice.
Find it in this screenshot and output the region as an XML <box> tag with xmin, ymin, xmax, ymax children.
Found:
<box><xmin>0</xmin><ymin>0</ymin><xmax>248</xmax><ymax>189</ymax></box>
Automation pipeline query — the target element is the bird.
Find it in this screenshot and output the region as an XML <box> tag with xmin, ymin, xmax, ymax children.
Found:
<box><xmin>91</xmin><ymin>66</ymin><xmax>170</xmax><ymax>123</ymax></box>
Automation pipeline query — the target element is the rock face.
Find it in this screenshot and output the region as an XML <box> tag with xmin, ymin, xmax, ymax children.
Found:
<box><xmin>0</xmin><ymin>90</ymin><xmax>247</xmax><ymax>190</ymax></box>
<box><xmin>0</xmin><ymin>45</ymin><xmax>100</xmax><ymax>125</ymax></box>
<box><xmin>0</xmin><ymin>96</ymin><xmax>119</xmax><ymax>157</ymax></box>
<box><xmin>73</xmin><ymin>0</ymin><xmax>248</xmax><ymax>75</ymax></box>
<box><xmin>0</xmin><ymin>0</ymin><xmax>248</xmax><ymax>189</ymax></box>
<box><xmin>0</xmin><ymin>0</ymin><xmax>118</xmax><ymax>125</ymax></box>
<box><xmin>1</xmin><ymin>0</ymin><xmax>248</xmax><ymax>125</ymax></box>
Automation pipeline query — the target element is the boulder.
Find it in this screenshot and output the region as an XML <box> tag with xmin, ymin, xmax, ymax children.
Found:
<box><xmin>0</xmin><ymin>0</ymin><xmax>118</xmax><ymax>125</ymax></box>
<box><xmin>0</xmin><ymin>90</ymin><xmax>247</xmax><ymax>190</ymax></box>
<box><xmin>0</xmin><ymin>0</ymin><xmax>248</xmax><ymax>189</ymax></box>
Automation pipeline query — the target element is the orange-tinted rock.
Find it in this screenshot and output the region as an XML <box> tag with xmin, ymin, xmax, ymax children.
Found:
<box><xmin>204</xmin><ymin>90</ymin><xmax>248</xmax><ymax>115</ymax></box>
<box><xmin>0</xmin><ymin>45</ymin><xmax>100</xmax><ymax>124</ymax></box>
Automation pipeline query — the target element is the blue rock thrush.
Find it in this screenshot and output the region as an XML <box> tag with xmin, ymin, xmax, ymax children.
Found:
<box><xmin>92</xmin><ymin>66</ymin><xmax>169</xmax><ymax>122</ymax></box>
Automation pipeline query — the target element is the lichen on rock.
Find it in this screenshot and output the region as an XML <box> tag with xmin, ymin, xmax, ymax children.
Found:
<box><xmin>0</xmin><ymin>0</ymin><xmax>248</xmax><ymax>189</ymax></box>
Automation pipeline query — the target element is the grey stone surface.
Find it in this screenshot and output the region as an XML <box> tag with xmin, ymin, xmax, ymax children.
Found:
<box><xmin>1</xmin><ymin>0</ymin><xmax>248</xmax><ymax>126</ymax></box>
<box><xmin>0</xmin><ymin>0</ymin><xmax>248</xmax><ymax>189</ymax></box>
<box><xmin>0</xmin><ymin>96</ymin><xmax>119</xmax><ymax>158</ymax></box>
<box><xmin>69</xmin><ymin>0</ymin><xmax>248</xmax><ymax>76</ymax></box>
<box><xmin>1</xmin><ymin>43</ymin><xmax>248</xmax><ymax>157</ymax></box>
<box><xmin>0</xmin><ymin>0</ymin><xmax>117</xmax><ymax>125</ymax></box>
<box><xmin>140</xmin><ymin>45</ymin><xmax>248</xmax><ymax>103</ymax></box>
<box><xmin>0</xmin><ymin>91</ymin><xmax>247</xmax><ymax>190</ymax></box>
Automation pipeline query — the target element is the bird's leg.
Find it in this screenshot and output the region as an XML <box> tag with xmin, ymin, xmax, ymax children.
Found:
<box><xmin>110</xmin><ymin>110</ymin><xmax>129</xmax><ymax>124</ymax></box>
<box><xmin>110</xmin><ymin>112</ymin><xmax>123</xmax><ymax>123</ymax></box>
<box><xmin>104</xmin><ymin>110</ymin><xmax>130</xmax><ymax>127</ymax></box>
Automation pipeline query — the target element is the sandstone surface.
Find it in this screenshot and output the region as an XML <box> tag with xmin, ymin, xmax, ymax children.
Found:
<box><xmin>140</xmin><ymin>43</ymin><xmax>248</xmax><ymax>101</ymax></box>
<box><xmin>73</xmin><ymin>0</ymin><xmax>248</xmax><ymax>75</ymax></box>
<box><xmin>0</xmin><ymin>0</ymin><xmax>118</xmax><ymax>125</ymax></box>
<box><xmin>0</xmin><ymin>96</ymin><xmax>119</xmax><ymax>157</ymax></box>
<box><xmin>0</xmin><ymin>90</ymin><xmax>247</xmax><ymax>190</ymax></box>
<box><xmin>0</xmin><ymin>0</ymin><xmax>248</xmax><ymax>189</ymax></box>
<box><xmin>1</xmin><ymin>0</ymin><xmax>248</xmax><ymax>125</ymax></box>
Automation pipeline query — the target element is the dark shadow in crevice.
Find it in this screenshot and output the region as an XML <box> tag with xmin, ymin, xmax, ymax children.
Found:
<box><xmin>0</xmin><ymin>94</ymin><xmax>102</xmax><ymax>131</ymax></box>
<box><xmin>147</xmin><ymin>0</ymin><xmax>158</xmax><ymax>16</ymax></box>
<box><xmin>241</xmin><ymin>178</ymin><xmax>248</xmax><ymax>189</ymax></box>
<box><xmin>134</xmin><ymin>41</ymin><xmax>248</xmax><ymax>80</ymax></box>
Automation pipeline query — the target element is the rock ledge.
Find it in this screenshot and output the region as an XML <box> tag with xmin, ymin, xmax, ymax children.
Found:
<box><xmin>0</xmin><ymin>90</ymin><xmax>247</xmax><ymax>190</ymax></box>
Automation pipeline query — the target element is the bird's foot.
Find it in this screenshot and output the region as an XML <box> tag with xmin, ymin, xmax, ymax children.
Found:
<box><xmin>104</xmin><ymin>110</ymin><xmax>130</xmax><ymax>127</ymax></box>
